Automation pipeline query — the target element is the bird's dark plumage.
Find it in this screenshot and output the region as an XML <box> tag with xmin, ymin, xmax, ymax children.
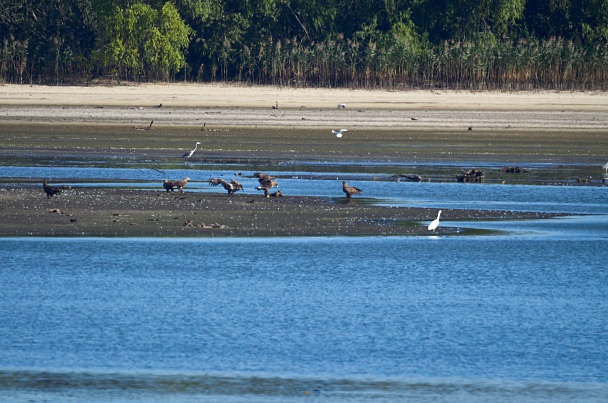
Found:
<box><xmin>256</xmin><ymin>178</ymin><xmax>279</xmax><ymax>197</ymax></box>
<box><xmin>163</xmin><ymin>180</ymin><xmax>174</xmax><ymax>192</ymax></box>
<box><xmin>257</xmin><ymin>178</ymin><xmax>278</xmax><ymax>189</ymax></box>
<box><xmin>208</xmin><ymin>178</ymin><xmax>243</xmax><ymax>194</ymax></box>
<box><xmin>42</xmin><ymin>180</ymin><xmax>62</xmax><ymax>198</ymax></box>
<box><xmin>163</xmin><ymin>177</ymin><xmax>190</xmax><ymax>193</ymax></box>
<box><xmin>253</xmin><ymin>172</ymin><xmax>275</xmax><ymax>182</ymax></box>
<box><xmin>342</xmin><ymin>181</ymin><xmax>362</xmax><ymax>198</ymax></box>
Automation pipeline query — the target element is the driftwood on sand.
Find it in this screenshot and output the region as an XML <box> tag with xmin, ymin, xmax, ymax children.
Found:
<box><xmin>500</xmin><ymin>166</ymin><xmax>530</xmax><ymax>173</ymax></box>
<box><xmin>456</xmin><ymin>169</ymin><xmax>485</xmax><ymax>183</ymax></box>
<box><xmin>389</xmin><ymin>174</ymin><xmax>423</xmax><ymax>182</ymax></box>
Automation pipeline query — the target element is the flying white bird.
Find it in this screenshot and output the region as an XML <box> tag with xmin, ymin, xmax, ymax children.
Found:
<box><xmin>428</xmin><ymin>210</ymin><xmax>442</xmax><ymax>232</ymax></box>
<box><xmin>182</xmin><ymin>142</ymin><xmax>201</xmax><ymax>158</ymax></box>
<box><xmin>332</xmin><ymin>129</ymin><xmax>347</xmax><ymax>138</ymax></box>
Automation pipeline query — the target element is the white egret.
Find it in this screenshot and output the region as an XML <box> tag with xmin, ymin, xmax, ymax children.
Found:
<box><xmin>332</xmin><ymin>129</ymin><xmax>347</xmax><ymax>138</ymax></box>
<box><xmin>603</xmin><ymin>162</ymin><xmax>608</xmax><ymax>173</ymax></box>
<box><xmin>182</xmin><ymin>142</ymin><xmax>201</xmax><ymax>159</ymax></box>
<box><xmin>428</xmin><ymin>210</ymin><xmax>442</xmax><ymax>232</ymax></box>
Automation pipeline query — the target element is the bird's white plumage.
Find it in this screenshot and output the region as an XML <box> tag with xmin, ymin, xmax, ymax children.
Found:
<box><xmin>183</xmin><ymin>141</ymin><xmax>201</xmax><ymax>158</ymax></box>
<box><xmin>603</xmin><ymin>162</ymin><xmax>608</xmax><ymax>172</ymax></box>
<box><xmin>428</xmin><ymin>210</ymin><xmax>442</xmax><ymax>232</ymax></box>
<box><xmin>332</xmin><ymin>129</ymin><xmax>347</xmax><ymax>138</ymax></box>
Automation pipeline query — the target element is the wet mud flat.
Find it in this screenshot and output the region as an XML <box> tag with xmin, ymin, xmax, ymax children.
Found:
<box><xmin>0</xmin><ymin>86</ymin><xmax>604</xmax><ymax>237</ymax></box>
<box><xmin>0</xmin><ymin>187</ymin><xmax>561</xmax><ymax>237</ymax></box>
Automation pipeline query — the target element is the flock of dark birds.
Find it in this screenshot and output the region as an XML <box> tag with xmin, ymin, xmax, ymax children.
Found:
<box><xmin>173</xmin><ymin>141</ymin><xmax>361</xmax><ymax>198</ymax></box>
<box><xmin>43</xmin><ymin>173</ymin><xmax>361</xmax><ymax>199</ymax></box>
<box><xmin>38</xmin><ymin>120</ymin><xmax>608</xmax><ymax>235</ymax></box>
<box><xmin>42</xmin><ymin>135</ymin><xmax>444</xmax><ymax>232</ymax></box>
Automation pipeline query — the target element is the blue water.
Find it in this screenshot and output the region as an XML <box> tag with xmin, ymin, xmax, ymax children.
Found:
<box><xmin>3</xmin><ymin>166</ymin><xmax>608</xmax><ymax>214</ymax></box>
<box><xmin>1</xmin><ymin>229</ymin><xmax>607</xmax><ymax>402</ymax></box>
<box><xmin>1</xmin><ymin>166</ymin><xmax>608</xmax><ymax>401</ymax></box>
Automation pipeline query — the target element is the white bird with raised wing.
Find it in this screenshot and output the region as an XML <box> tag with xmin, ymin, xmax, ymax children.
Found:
<box><xmin>428</xmin><ymin>210</ymin><xmax>442</xmax><ymax>232</ymax></box>
<box><xmin>332</xmin><ymin>129</ymin><xmax>347</xmax><ymax>138</ymax></box>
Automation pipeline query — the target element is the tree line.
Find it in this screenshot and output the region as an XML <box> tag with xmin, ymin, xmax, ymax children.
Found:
<box><xmin>2</xmin><ymin>0</ymin><xmax>608</xmax><ymax>90</ymax></box>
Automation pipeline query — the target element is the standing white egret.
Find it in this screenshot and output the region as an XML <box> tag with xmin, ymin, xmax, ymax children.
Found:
<box><xmin>182</xmin><ymin>142</ymin><xmax>201</xmax><ymax>159</ymax></box>
<box><xmin>332</xmin><ymin>129</ymin><xmax>347</xmax><ymax>138</ymax></box>
<box><xmin>603</xmin><ymin>162</ymin><xmax>608</xmax><ymax>173</ymax></box>
<box><xmin>428</xmin><ymin>210</ymin><xmax>442</xmax><ymax>232</ymax></box>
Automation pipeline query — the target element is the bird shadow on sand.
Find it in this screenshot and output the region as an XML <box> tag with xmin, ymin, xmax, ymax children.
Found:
<box><xmin>332</xmin><ymin>197</ymin><xmax>377</xmax><ymax>205</ymax></box>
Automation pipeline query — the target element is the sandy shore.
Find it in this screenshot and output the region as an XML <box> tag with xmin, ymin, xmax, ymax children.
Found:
<box><xmin>2</xmin><ymin>83</ymin><xmax>608</xmax><ymax>131</ymax></box>
<box><xmin>2</xmin><ymin>83</ymin><xmax>608</xmax><ymax>111</ymax></box>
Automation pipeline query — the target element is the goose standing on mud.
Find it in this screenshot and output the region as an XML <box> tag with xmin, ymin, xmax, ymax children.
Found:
<box><xmin>342</xmin><ymin>181</ymin><xmax>362</xmax><ymax>198</ymax></box>
<box><xmin>182</xmin><ymin>142</ymin><xmax>201</xmax><ymax>159</ymax></box>
<box><xmin>428</xmin><ymin>210</ymin><xmax>442</xmax><ymax>233</ymax></box>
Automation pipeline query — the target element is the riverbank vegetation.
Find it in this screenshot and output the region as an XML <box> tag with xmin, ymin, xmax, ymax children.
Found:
<box><xmin>2</xmin><ymin>0</ymin><xmax>608</xmax><ymax>90</ymax></box>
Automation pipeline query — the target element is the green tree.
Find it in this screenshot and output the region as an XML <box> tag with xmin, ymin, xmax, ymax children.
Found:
<box><xmin>96</xmin><ymin>1</ymin><xmax>192</xmax><ymax>80</ymax></box>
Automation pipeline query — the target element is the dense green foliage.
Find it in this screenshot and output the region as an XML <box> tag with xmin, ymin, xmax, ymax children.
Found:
<box><xmin>2</xmin><ymin>0</ymin><xmax>608</xmax><ymax>89</ymax></box>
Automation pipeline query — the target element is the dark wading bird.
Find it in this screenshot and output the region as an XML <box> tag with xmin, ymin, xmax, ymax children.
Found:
<box><xmin>208</xmin><ymin>178</ymin><xmax>243</xmax><ymax>194</ymax></box>
<box><xmin>42</xmin><ymin>180</ymin><xmax>62</xmax><ymax>198</ymax></box>
<box><xmin>163</xmin><ymin>177</ymin><xmax>190</xmax><ymax>193</ymax></box>
<box><xmin>182</xmin><ymin>142</ymin><xmax>201</xmax><ymax>159</ymax></box>
<box><xmin>342</xmin><ymin>181</ymin><xmax>362</xmax><ymax>198</ymax></box>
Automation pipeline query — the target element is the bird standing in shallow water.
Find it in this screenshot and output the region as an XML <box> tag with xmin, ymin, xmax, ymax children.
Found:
<box><xmin>428</xmin><ymin>210</ymin><xmax>442</xmax><ymax>232</ymax></box>
<box><xmin>342</xmin><ymin>181</ymin><xmax>362</xmax><ymax>198</ymax></box>
<box><xmin>182</xmin><ymin>142</ymin><xmax>201</xmax><ymax>159</ymax></box>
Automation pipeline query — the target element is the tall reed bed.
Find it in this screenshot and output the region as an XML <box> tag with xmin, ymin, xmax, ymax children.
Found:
<box><xmin>2</xmin><ymin>34</ymin><xmax>607</xmax><ymax>90</ymax></box>
<box><xmin>208</xmin><ymin>36</ymin><xmax>608</xmax><ymax>91</ymax></box>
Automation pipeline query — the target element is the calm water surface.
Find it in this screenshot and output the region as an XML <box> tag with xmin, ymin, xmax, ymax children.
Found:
<box><xmin>1</xmin><ymin>231</ymin><xmax>607</xmax><ymax>402</ymax></box>
<box><xmin>1</xmin><ymin>165</ymin><xmax>607</xmax><ymax>401</ymax></box>
<box><xmin>2</xmin><ymin>166</ymin><xmax>608</xmax><ymax>214</ymax></box>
